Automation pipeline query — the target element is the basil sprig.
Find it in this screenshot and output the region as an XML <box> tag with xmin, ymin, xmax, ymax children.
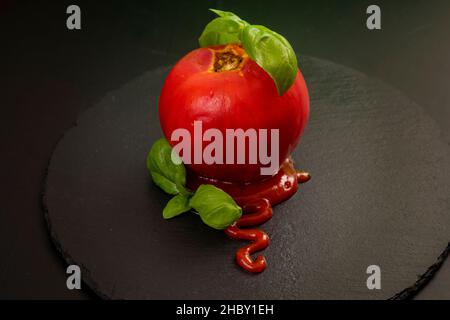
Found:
<box><xmin>146</xmin><ymin>138</ymin><xmax>242</xmax><ymax>229</ymax></box>
<box><xmin>198</xmin><ymin>9</ymin><xmax>298</xmax><ymax>96</ymax></box>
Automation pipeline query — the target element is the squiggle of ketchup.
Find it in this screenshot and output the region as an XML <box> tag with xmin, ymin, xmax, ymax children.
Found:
<box><xmin>224</xmin><ymin>198</ymin><xmax>273</xmax><ymax>273</ymax></box>
<box><xmin>225</xmin><ymin>167</ymin><xmax>310</xmax><ymax>274</ymax></box>
<box><xmin>187</xmin><ymin>158</ymin><xmax>310</xmax><ymax>274</ymax></box>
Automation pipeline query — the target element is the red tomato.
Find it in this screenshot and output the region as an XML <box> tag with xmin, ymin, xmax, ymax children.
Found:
<box><xmin>159</xmin><ymin>44</ymin><xmax>309</xmax><ymax>184</ymax></box>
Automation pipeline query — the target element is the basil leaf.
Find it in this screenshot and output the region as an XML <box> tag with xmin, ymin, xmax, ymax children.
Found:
<box><xmin>241</xmin><ymin>25</ymin><xmax>298</xmax><ymax>95</ymax></box>
<box><xmin>199</xmin><ymin>15</ymin><xmax>248</xmax><ymax>47</ymax></box>
<box><xmin>190</xmin><ymin>185</ymin><xmax>242</xmax><ymax>230</ymax></box>
<box><xmin>209</xmin><ymin>8</ymin><xmax>239</xmax><ymax>18</ymax></box>
<box><xmin>149</xmin><ymin>172</ymin><xmax>180</xmax><ymax>195</ymax></box>
<box><xmin>146</xmin><ymin>138</ymin><xmax>186</xmax><ymax>195</ymax></box>
<box><xmin>163</xmin><ymin>194</ymin><xmax>192</xmax><ymax>219</ymax></box>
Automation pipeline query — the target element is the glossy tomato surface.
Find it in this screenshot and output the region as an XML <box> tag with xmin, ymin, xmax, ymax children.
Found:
<box><xmin>159</xmin><ymin>45</ymin><xmax>309</xmax><ymax>183</ymax></box>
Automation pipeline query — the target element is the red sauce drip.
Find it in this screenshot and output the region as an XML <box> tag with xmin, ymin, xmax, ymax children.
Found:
<box><xmin>187</xmin><ymin>158</ymin><xmax>310</xmax><ymax>273</ymax></box>
<box><xmin>296</xmin><ymin>170</ymin><xmax>311</xmax><ymax>184</ymax></box>
<box><xmin>224</xmin><ymin>198</ymin><xmax>272</xmax><ymax>273</ymax></box>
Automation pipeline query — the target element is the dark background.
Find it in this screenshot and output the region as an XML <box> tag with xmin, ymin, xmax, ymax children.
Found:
<box><xmin>1</xmin><ymin>0</ymin><xmax>449</xmax><ymax>299</ymax></box>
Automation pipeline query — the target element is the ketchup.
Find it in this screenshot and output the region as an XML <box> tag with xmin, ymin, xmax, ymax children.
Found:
<box><xmin>224</xmin><ymin>199</ymin><xmax>272</xmax><ymax>273</ymax></box>
<box><xmin>187</xmin><ymin>158</ymin><xmax>310</xmax><ymax>273</ymax></box>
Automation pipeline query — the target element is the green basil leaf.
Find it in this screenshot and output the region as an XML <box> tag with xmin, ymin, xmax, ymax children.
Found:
<box><xmin>198</xmin><ymin>15</ymin><xmax>248</xmax><ymax>48</ymax></box>
<box><xmin>163</xmin><ymin>194</ymin><xmax>192</xmax><ymax>219</ymax></box>
<box><xmin>241</xmin><ymin>25</ymin><xmax>298</xmax><ymax>95</ymax></box>
<box><xmin>189</xmin><ymin>184</ymin><xmax>242</xmax><ymax>230</ymax></box>
<box><xmin>149</xmin><ymin>172</ymin><xmax>180</xmax><ymax>195</ymax></box>
<box><xmin>209</xmin><ymin>8</ymin><xmax>238</xmax><ymax>18</ymax></box>
<box><xmin>146</xmin><ymin>138</ymin><xmax>186</xmax><ymax>195</ymax></box>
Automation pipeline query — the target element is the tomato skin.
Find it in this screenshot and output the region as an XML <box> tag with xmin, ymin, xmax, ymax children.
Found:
<box><xmin>159</xmin><ymin>46</ymin><xmax>309</xmax><ymax>183</ymax></box>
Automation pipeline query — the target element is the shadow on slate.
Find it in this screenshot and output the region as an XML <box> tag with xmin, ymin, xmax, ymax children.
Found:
<box><xmin>43</xmin><ymin>57</ymin><xmax>450</xmax><ymax>299</ymax></box>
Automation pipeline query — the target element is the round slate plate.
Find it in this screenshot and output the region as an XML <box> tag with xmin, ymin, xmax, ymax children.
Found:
<box><xmin>43</xmin><ymin>57</ymin><xmax>450</xmax><ymax>299</ymax></box>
